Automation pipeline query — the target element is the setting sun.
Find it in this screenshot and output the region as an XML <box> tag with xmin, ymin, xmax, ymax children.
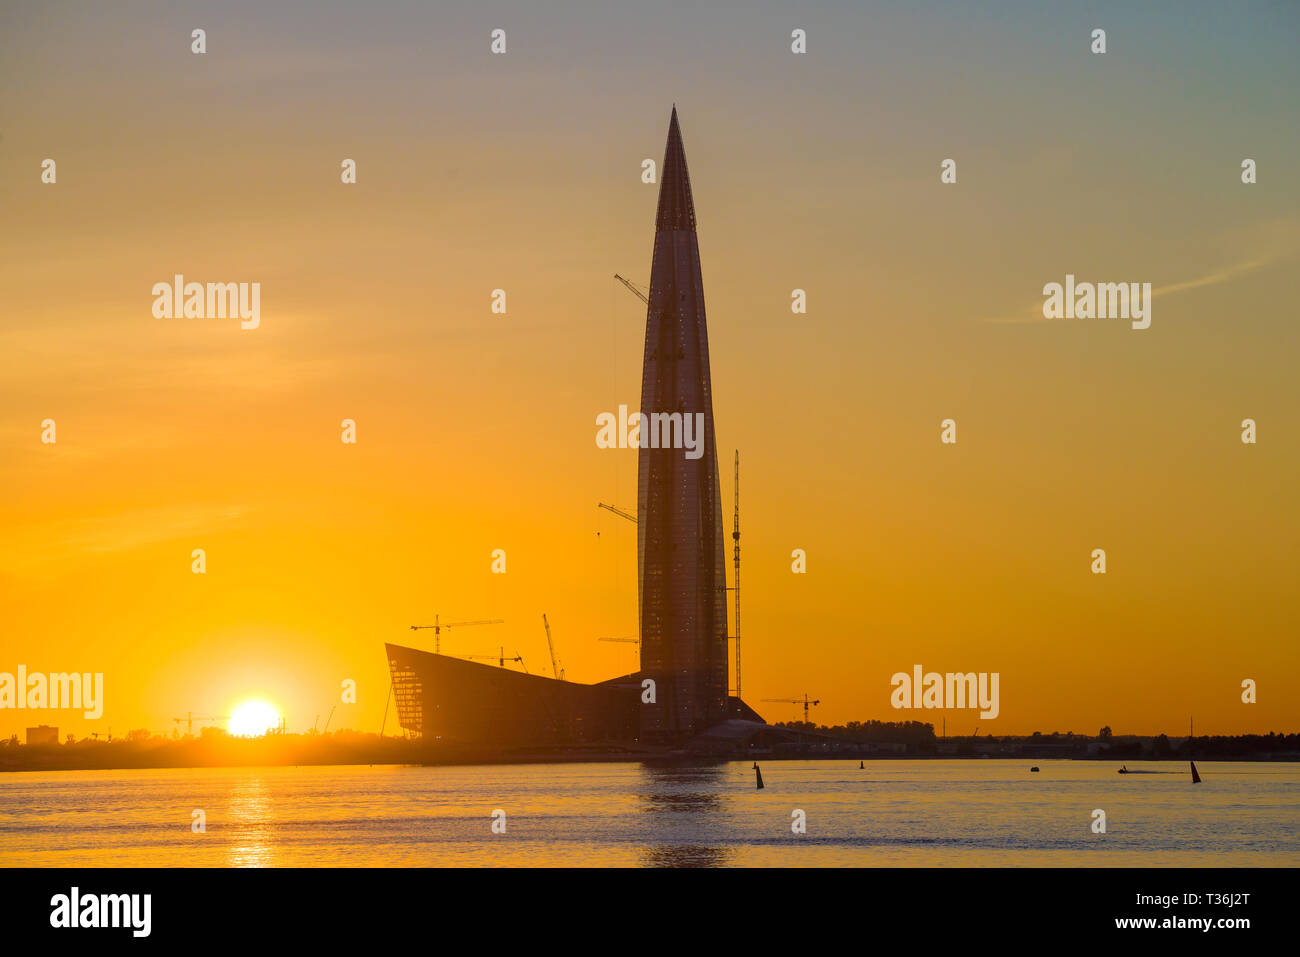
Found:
<box><xmin>227</xmin><ymin>701</ymin><xmax>280</xmax><ymax>738</ymax></box>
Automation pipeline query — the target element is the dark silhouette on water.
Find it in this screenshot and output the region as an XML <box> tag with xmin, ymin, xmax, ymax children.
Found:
<box><xmin>1191</xmin><ymin>760</ymin><xmax>1201</xmax><ymax>783</ymax></box>
<box><xmin>1030</xmin><ymin>766</ymin><xmax>1040</xmax><ymax>772</ymax></box>
<box><xmin>753</xmin><ymin>762</ymin><xmax>764</xmax><ymax>789</ymax></box>
<box><xmin>1118</xmin><ymin>764</ymin><xmax>1129</xmax><ymax>774</ymax></box>
<box><xmin>859</xmin><ymin>760</ymin><xmax>864</xmax><ymax>769</ymax></box>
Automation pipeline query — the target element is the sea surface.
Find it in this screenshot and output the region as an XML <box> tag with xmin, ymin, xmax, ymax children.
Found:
<box><xmin>1</xmin><ymin>760</ymin><xmax>1295</xmax><ymax>867</ymax></box>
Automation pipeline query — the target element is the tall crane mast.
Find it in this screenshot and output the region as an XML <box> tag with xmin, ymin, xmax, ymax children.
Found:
<box><xmin>410</xmin><ymin>614</ymin><xmax>504</xmax><ymax>653</ymax></box>
<box><xmin>542</xmin><ymin>614</ymin><xmax>563</xmax><ymax>680</ymax></box>
<box><xmin>731</xmin><ymin>450</ymin><xmax>741</xmax><ymax>701</ymax></box>
<box><xmin>762</xmin><ymin>694</ymin><xmax>820</xmax><ymax>724</ymax></box>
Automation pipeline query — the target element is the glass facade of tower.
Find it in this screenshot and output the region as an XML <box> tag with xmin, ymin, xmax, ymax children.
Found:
<box><xmin>637</xmin><ymin>108</ymin><xmax>730</xmax><ymax>742</ymax></box>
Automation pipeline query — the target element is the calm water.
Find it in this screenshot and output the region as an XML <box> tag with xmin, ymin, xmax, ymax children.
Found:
<box><xmin>1</xmin><ymin>760</ymin><xmax>1296</xmax><ymax>867</ymax></box>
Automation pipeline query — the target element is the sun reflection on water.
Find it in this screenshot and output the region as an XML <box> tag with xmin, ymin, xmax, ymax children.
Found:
<box><xmin>226</xmin><ymin>775</ymin><xmax>275</xmax><ymax>867</ymax></box>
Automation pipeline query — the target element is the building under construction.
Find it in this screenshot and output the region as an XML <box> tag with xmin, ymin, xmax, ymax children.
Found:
<box><xmin>385</xmin><ymin>107</ymin><xmax>765</xmax><ymax>753</ymax></box>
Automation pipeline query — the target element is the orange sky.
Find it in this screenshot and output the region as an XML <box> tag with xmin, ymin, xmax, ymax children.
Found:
<box><xmin>2</xmin><ymin>1</ymin><xmax>1298</xmax><ymax>738</ymax></box>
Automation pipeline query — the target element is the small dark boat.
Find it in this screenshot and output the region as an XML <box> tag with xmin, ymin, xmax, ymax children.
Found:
<box><xmin>753</xmin><ymin>762</ymin><xmax>764</xmax><ymax>790</ymax></box>
<box><xmin>1118</xmin><ymin>765</ymin><xmax>1130</xmax><ymax>774</ymax></box>
<box><xmin>1030</xmin><ymin>766</ymin><xmax>1040</xmax><ymax>772</ymax></box>
<box><xmin>859</xmin><ymin>761</ymin><xmax>864</xmax><ymax>769</ymax></box>
<box><xmin>1191</xmin><ymin>761</ymin><xmax>1201</xmax><ymax>784</ymax></box>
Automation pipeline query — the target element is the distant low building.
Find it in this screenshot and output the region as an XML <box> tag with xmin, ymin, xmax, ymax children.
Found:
<box><xmin>25</xmin><ymin>725</ymin><xmax>58</xmax><ymax>746</ymax></box>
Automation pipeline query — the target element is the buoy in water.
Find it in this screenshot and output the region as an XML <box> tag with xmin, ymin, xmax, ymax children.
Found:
<box><xmin>753</xmin><ymin>762</ymin><xmax>764</xmax><ymax>790</ymax></box>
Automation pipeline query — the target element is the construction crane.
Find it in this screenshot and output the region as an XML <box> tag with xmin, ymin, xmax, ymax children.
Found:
<box><xmin>763</xmin><ymin>694</ymin><xmax>820</xmax><ymax>724</ymax></box>
<box><xmin>542</xmin><ymin>614</ymin><xmax>564</xmax><ymax>680</ymax></box>
<box><xmin>730</xmin><ymin>450</ymin><xmax>741</xmax><ymax>701</ymax></box>
<box><xmin>410</xmin><ymin>615</ymin><xmax>504</xmax><ymax>654</ymax></box>
<box><xmin>614</xmin><ymin>273</ymin><xmax>649</xmax><ymax>305</ymax></box>
<box><xmin>461</xmin><ymin>648</ymin><xmax>529</xmax><ymax>674</ymax></box>
<box><xmin>599</xmin><ymin>635</ymin><xmax>640</xmax><ymax>653</ymax></box>
<box><xmin>172</xmin><ymin>713</ymin><xmax>229</xmax><ymax>735</ymax></box>
<box><xmin>597</xmin><ymin>502</ymin><xmax>637</xmax><ymax>525</ymax></box>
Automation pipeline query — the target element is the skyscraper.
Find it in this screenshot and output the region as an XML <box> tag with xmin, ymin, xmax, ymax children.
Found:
<box><xmin>386</xmin><ymin>107</ymin><xmax>757</xmax><ymax>754</ymax></box>
<box><xmin>638</xmin><ymin>107</ymin><xmax>730</xmax><ymax>741</ymax></box>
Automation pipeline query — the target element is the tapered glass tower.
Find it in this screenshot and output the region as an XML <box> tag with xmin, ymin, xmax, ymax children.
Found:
<box><xmin>637</xmin><ymin>107</ymin><xmax>729</xmax><ymax>741</ymax></box>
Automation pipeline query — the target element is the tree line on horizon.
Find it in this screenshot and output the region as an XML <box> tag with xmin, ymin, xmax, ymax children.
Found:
<box><xmin>768</xmin><ymin>721</ymin><xmax>1300</xmax><ymax>755</ymax></box>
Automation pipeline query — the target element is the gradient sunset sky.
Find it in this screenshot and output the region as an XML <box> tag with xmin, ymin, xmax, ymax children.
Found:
<box><xmin>2</xmin><ymin>0</ymin><xmax>1297</xmax><ymax>739</ymax></box>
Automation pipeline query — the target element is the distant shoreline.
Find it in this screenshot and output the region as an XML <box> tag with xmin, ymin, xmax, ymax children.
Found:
<box><xmin>6</xmin><ymin>727</ymin><xmax>1297</xmax><ymax>774</ymax></box>
<box><xmin>4</xmin><ymin>751</ymin><xmax>1298</xmax><ymax>775</ymax></box>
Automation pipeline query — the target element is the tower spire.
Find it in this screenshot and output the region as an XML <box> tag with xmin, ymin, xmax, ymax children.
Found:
<box><xmin>655</xmin><ymin>106</ymin><xmax>696</xmax><ymax>232</ymax></box>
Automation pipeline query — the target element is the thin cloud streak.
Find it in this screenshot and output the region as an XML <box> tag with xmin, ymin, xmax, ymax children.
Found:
<box><xmin>980</xmin><ymin>252</ymin><xmax>1289</xmax><ymax>325</ymax></box>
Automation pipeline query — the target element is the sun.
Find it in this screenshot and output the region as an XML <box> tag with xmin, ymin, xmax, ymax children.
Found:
<box><xmin>227</xmin><ymin>700</ymin><xmax>280</xmax><ymax>737</ymax></box>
